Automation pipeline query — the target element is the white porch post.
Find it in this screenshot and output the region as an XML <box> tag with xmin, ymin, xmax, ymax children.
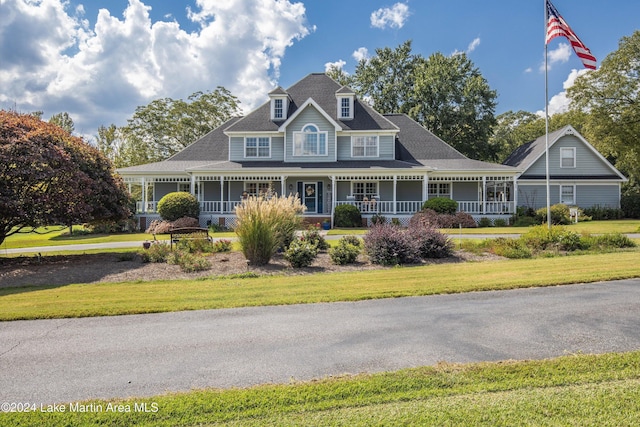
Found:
<box><xmin>482</xmin><ymin>176</ymin><xmax>487</xmax><ymax>214</ymax></box>
<box><xmin>190</xmin><ymin>174</ymin><xmax>196</xmax><ymax>196</ymax></box>
<box><xmin>422</xmin><ymin>174</ymin><xmax>429</xmax><ymax>202</ymax></box>
<box><xmin>280</xmin><ymin>175</ymin><xmax>286</xmax><ymax>197</ymax></box>
<box><xmin>330</xmin><ymin>176</ymin><xmax>336</xmax><ymax>227</ymax></box>
<box><xmin>141</xmin><ymin>177</ymin><xmax>147</xmax><ymax>213</ymax></box>
<box><xmin>393</xmin><ymin>175</ymin><xmax>397</xmax><ymax>214</ymax></box>
<box><xmin>513</xmin><ymin>177</ymin><xmax>518</xmax><ymax>215</ymax></box>
<box><xmin>219</xmin><ymin>176</ymin><xmax>224</xmax><ymax>214</ymax></box>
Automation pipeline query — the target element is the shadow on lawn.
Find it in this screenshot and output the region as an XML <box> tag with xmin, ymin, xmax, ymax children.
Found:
<box><xmin>0</xmin><ymin>252</ymin><xmax>149</xmax><ymax>293</ymax></box>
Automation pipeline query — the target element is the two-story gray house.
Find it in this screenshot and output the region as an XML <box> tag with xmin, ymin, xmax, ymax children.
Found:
<box><xmin>117</xmin><ymin>73</ymin><xmax>624</xmax><ymax>228</ymax></box>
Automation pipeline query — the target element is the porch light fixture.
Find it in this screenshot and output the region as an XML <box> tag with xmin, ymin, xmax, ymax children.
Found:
<box><xmin>288</xmin><ymin>184</ymin><xmax>293</xmax><ymax>191</ymax></box>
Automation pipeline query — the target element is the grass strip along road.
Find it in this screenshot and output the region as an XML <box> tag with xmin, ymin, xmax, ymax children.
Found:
<box><xmin>2</xmin><ymin>250</ymin><xmax>640</xmax><ymax>320</ymax></box>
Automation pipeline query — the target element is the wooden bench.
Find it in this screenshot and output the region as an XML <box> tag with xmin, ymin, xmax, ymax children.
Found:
<box><xmin>169</xmin><ymin>227</ymin><xmax>212</xmax><ymax>249</ymax></box>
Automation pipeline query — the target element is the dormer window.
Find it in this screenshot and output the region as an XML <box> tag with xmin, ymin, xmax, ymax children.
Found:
<box><xmin>273</xmin><ymin>99</ymin><xmax>283</xmax><ymax>119</ymax></box>
<box><xmin>269</xmin><ymin>87</ymin><xmax>289</xmax><ymax>120</ymax></box>
<box><xmin>338</xmin><ymin>96</ymin><xmax>354</xmax><ymax>120</ymax></box>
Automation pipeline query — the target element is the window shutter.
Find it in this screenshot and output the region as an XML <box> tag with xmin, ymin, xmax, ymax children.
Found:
<box><xmin>317</xmin><ymin>181</ymin><xmax>323</xmax><ymax>213</ymax></box>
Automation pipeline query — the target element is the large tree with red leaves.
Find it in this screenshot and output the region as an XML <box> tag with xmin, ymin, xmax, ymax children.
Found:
<box><xmin>0</xmin><ymin>110</ymin><xmax>132</xmax><ymax>246</ymax></box>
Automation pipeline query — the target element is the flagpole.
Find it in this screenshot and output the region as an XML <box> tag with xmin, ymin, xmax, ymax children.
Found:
<box><xmin>544</xmin><ymin>0</ymin><xmax>551</xmax><ymax>230</ymax></box>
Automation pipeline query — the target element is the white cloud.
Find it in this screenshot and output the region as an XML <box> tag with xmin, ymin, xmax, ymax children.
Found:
<box><xmin>370</xmin><ymin>3</ymin><xmax>410</xmax><ymax>29</ymax></box>
<box><xmin>539</xmin><ymin>43</ymin><xmax>571</xmax><ymax>72</ymax></box>
<box><xmin>324</xmin><ymin>60</ymin><xmax>346</xmax><ymax>73</ymax></box>
<box><xmin>352</xmin><ymin>47</ymin><xmax>369</xmax><ymax>62</ymax></box>
<box><xmin>538</xmin><ymin>68</ymin><xmax>591</xmax><ymax>116</ymax></box>
<box><xmin>452</xmin><ymin>37</ymin><xmax>481</xmax><ymax>56</ymax></box>
<box><xmin>0</xmin><ymin>0</ymin><xmax>313</xmax><ymax>136</ymax></box>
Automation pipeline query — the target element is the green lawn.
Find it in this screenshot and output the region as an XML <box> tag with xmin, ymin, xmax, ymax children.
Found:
<box><xmin>4</xmin><ymin>351</ymin><xmax>640</xmax><ymax>426</ymax></box>
<box><xmin>2</xmin><ymin>250</ymin><xmax>640</xmax><ymax>321</ymax></box>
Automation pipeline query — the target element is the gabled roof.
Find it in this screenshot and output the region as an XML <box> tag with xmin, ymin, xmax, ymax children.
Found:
<box><xmin>116</xmin><ymin>117</ymin><xmax>242</xmax><ymax>173</ymax></box>
<box><xmin>277</xmin><ymin>98</ymin><xmax>343</xmax><ymax>132</ymax></box>
<box><xmin>503</xmin><ymin>124</ymin><xmax>627</xmax><ymax>180</ymax></box>
<box><xmin>225</xmin><ymin>73</ymin><xmax>398</xmax><ymax>133</ymax></box>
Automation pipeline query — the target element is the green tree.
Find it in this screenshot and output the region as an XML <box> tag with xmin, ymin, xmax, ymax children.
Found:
<box><xmin>568</xmin><ymin>30</ymin><xmax>640</xmax><ymax>188</ymax></box>
<box><xmin>409</xmin><ymin>52</ymin><xmax>497</xmax><ymax>161</ymax></box>
<box><xmin>96</xmin><ymin>124</ymin><xmax>126</xmax><ymax>167</ymax></box>
<box><xmin>351</xmin><ymin>40</ymin><xmax>417</xmax><ymax>115</ymax></box>
<box><xmin>0</xmin><ymin>111</ymin><xmax>132</xmax><ymax>246</ymax></box>
<box><xmin>119</xmin><ymin>87</ymin><xmax>241</xmax><ymax>166</ymax></box>
<box><xmin>49</xmin><ymin>112</ymin><xmax>75</xmax><ymax>134</ymax></box>
<box><xmin>349</xmin><ymin>41</ymin><xmax>498</xmax><ymax>161</ymax></box>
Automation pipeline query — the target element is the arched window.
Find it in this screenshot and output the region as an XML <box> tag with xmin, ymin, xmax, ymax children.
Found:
<box><xmin>293</xmin><ymin>124</ymin><xmax>327</xmax><ymax>156</ymax></box>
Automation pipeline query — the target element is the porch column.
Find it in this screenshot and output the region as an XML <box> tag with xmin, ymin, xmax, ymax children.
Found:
<box><xmin>393</xmin><ymin>175</ymin><xmax>397</xmax><ymax>214</ymax></box>
<box><xmin>513</xmin><ymin>177</ymin><xmax>518</xmax><ymax>214</ymax></box>
<box><xmin>141</xmin><ymin>177</ymin><xmax>147</xmax><ymax>213</ymax></box>
<box><xmin>280</xmin><ymin>175</ymin><xmax>286</xmax><ymax>197</ymax></box>
<box><xmin>482</xmin><ymin>176</ymin><xmax>487</xmax><ymax>214</ymax></box>
<box><xmin>190</xmin><ymin>174</ymin><xmax>196</xmax><ymax>196</ymax></box>
<box><xmin>220</xmin><ymin>176</ymin><xmax>225</xmax><ymax>214</ymax></box>
<box><xmin>330</xmin><ymin>176</ymin><xmax>336</xmax><ymax>227</ymax></box>
<box><xmin>422</xmin><ymin>174</ymin><xmax>429</xmax><ymax>202</ymax></box>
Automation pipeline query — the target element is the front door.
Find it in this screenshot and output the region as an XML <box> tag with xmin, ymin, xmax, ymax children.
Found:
<box><xmin>303</xmin><ymin>182</ymin><xmax>317</xmax><ymax>213</ymax></box>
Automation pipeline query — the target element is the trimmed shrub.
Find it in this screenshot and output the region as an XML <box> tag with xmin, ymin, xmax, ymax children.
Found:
<box><xmin>235</xmin><ymin>192</ymin><xmax>305</xmax><ymax>265</ymax></box>
<box><xmin>408</xmin><ymin>225</ymin><xmax>453</xmax><ymax>259</ymax></box>
<box><xmin>409</xmin><ymin>209</ymin><xmax>440</xmax><ymax>228</ymax></box>
<box><xmin>583</xmin><ymin>205</ymin><xmax>624</xmax><ymax>220</ymax></box>
<box><xmin>364</xmin><ymin>223</ymin><xmax>421</xmax><ymax>266</ymax></box>
<box><xmin>582</xmin><ymin>233</ymin><xmax>636</xmax><ymax>250</ymax></box>
<box><xmin>329</xmin><ymin>238</ymin><xmax>361</xmax><ymax>265</ymax></box>
<box><xmin>172</xmin><ymin>216</ymin><xmax>201</xmax><ymax>228</ymax></box>
<box><xmin>477</xmin><ymin>217</ymin><xmax>492</xmax><ymax>228</ymax></box>
<box><xmin>139</xmin><ymin>242</ymin><xmax>171</xmax><ymax>263</ymax></box>
<box><xmin>453</xmin><ymin>212</ymin><xmax>478</xmax><ymax>228</ymax></box>
<box><xmin>370</xmin><ymin>214</ymin><xmax>387</xmax><ymax>225</ymax></box>
<box><xmin>622</xmin><ymin>192</ymin><xmax>640</xmax><ymax>218</ymax></box>
<box><xmin>520</xmin><ymin>225</ymin><xmax>583</xmax><ymax>251</ymax></box>
<box><xmin>212</xmin><ymin>239</ymin><xmax>232</xmax><ymax>253</ymax></box>
<box><xmin>422</xmin><ymin>197</ymin><xmax>457</xmax><ymax>215</ymax></box>
<box><xmin>340</xmin><ymin>235</ymin><xmax>363</xmax><ymax>248</ymax></box>
<box><xmin>512</xmin><ymin>215</ymin><xmax>538</xmax><ymax>227</ymax></box>
<box><xmin>301</xmin><ymin>225</ymin><xmax>330</xmax><ymax>251</ymax></box>
<box><xmin>157</xmin><ymin>192</ymin><xmax>200</xmax><ymax>221</ymax></box>
<box><xmin>167</xmin><ymin>251</ymin><xmax>211</xmax><ymax>272</ymax></box>
<box><xmin>177</xmin><ymin>238</ymin><xmax>214</xmax><ymax>254</ymax></box>
<box><xmin>535</xmin><ymin>203</ymin><xmax>571</xmax><ymax>225</ymax></box>
<box><xmin>146</xmin><ymin>219</ymin><xmax>173</xmax><ymax>235</ymax></box>
<box><xmin>284</xmin><ymin>238</ymin><xmax>318</xmax><ymax>268</ymax></box>
<box><xmin>334</xmin><ymin>204</ymin><xmax>362</xmax><ymax>228</ymax></box>
<box><xmin>493</xmin><ymin>218</ymin><xmax>507</xmax><ymax>227</ymax></box>
<box><xmin>492</xmin><ymin>238</ymin><xmax>533</xmax><ymax>259</ymax></box>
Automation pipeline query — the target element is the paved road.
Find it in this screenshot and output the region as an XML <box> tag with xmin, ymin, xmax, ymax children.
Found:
<box><xmin>1</xmin><ymin>279</ymin><xmax>639</xmax><ymax>405</ymax></box>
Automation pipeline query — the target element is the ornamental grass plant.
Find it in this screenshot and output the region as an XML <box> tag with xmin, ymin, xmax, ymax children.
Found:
<box><xmin>234</xmin><ymin>191</ymin><xmax>305</xmax><ymax>265</ymax></box>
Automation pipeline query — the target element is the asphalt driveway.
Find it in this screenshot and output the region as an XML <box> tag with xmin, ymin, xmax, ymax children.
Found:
<box><xmin>1</xmin><ymin>279</ymin><xmax>639</xmax><ymax>405</ymax></box>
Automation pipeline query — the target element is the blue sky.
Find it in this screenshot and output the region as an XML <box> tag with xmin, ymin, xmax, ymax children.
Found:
<box><xmin>1</xmin><ymin>0</ymin><xmax>638</xmax><ymax>140</ymax></box>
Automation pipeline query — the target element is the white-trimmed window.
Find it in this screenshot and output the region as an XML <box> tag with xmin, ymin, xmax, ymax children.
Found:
<box><xmin>338</xmin><ymin>96</ymin><xmax>354</xmax><ymax>120</ymax></box>
<box><xmin>293</xmin><ymin>124</ymin><xmax>327</xmax><ymax>156</ymax></box>
<box><xmin>245</xmin><ymin>182</ymin><xmax>271</xmax><ymax>196</ymax></box>
<box><xmin>560</xmin><ymin>185</ymin><xmax>575</xmax><ymax>205</ymax></box>
<box><xmin>352</xmin><ymin>181</ymin><xmax>378</xmax><ymax>201</ymax></box>
<box><xmin>352</xmin><ymin>136</ymin><xmax>379</xmax><ymax>157</ymax></box>
<box><xmin>245</xmin><ymin>137</ymin><xmax>271</xmax><ymax>158</ymax></box>
<box><xmin>273</xmin><ymin>99</ymin><xmax>283</xmax><ymax>119</ymax></box>
<box><xmin>428</xmin><ymin>183</ymin><xmax>451</xmax><ymax>198</ymax></box>
<box><xmin>560</xmin><ymin>147</ymin><xmax>576</xmax><ymax>168</ymax></box>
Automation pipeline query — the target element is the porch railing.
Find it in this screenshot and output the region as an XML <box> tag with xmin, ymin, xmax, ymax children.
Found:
<box><xmin>334</xmin><ymin>200</ymin><xmax>422</xmax><ymax>214</ymax></box>
<box><xmin>457</xmin><ymin>201</ymin><xmax>514</xmax><ymax>215</ymax></box>
<box><xmin>137</xmin><ymin>200</ymin><xmax>514</xmax><ymax>215</ymax></box>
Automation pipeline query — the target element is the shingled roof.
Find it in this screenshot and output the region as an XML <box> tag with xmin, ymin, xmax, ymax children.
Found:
<box><xmin>225</xmin><ymin>73</ymin><xmax>398</xmax><ymax>133</ymax></box>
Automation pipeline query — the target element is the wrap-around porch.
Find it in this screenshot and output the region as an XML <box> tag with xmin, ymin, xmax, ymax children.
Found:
<box><xmin>125</xmin><ymin>173</ymin><xmax>516</xmax><ymax>222</ymax></box>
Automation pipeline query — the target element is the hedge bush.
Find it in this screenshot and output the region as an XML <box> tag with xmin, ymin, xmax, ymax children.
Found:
<box><xmin>329</xmin><ymin>237</ymin><xmax>361</xmax><ymax>265</ymax></box>
<box><xmin>408</xmin><ymin>224</ymin><xmax>453</xmax><ymax>259</ymax></box>
<box><xmin>157</xmin><ymin>192</ymin><xmax>200</xmax><ymax>221</ymax></box>
<box><xmin>621</xmin><ymin>191</ymin><xmax>640</xmax><ymax>218</ymax></box>
<box><xmin>364</xmin><ymin>223</ymin><xmax>421</xmax><ymax>266</ymax></box>
<box><xmin>284</xmin><ymin>238</ymin><xmax>318</xmax><ymax>268</ymax></box>
<box><xmin>301</xmin><ymin>225</ymin><xmax>330</xmax><ymax>251</ymax></box>
<box><xmin>409</xmin><ymin>209</ymin><xmax>477</xmax><ymax>229</ymax></box>
<box><xmin>422</xmin><ymin>197</ymin><xmax>458</xmax><ymax>215</ymax></box>
<box><xmin>334</xmin><ymin>204</ymin><xmax>362</xmax><ymax>227</ymax></box>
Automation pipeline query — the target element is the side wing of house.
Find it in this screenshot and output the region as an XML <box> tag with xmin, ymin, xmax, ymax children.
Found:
<box><xmin>508</xmin><ymin>126</ymin><xmax>626</xmax><ymax>210</ymax></box>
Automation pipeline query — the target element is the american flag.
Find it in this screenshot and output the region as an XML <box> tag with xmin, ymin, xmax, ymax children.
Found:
<box><xmin>546</xmin><ymin>0</ymin><xmax>596</xmax><ymax>70</ymax></box>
